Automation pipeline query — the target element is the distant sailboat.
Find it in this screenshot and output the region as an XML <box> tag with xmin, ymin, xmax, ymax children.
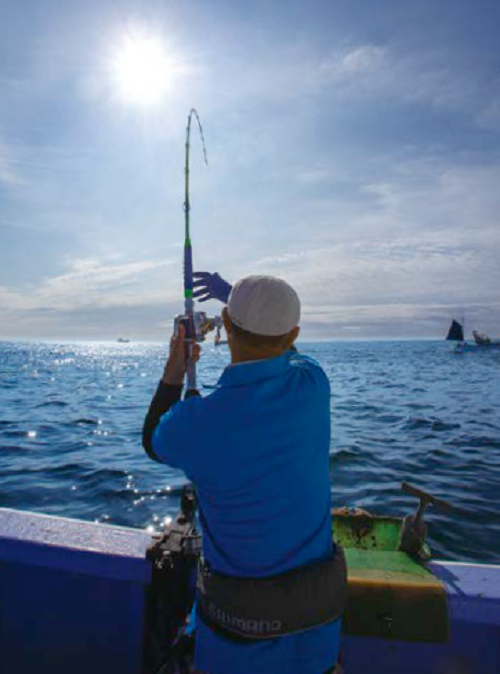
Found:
<box><xmin>446</xmin><ymin>319</ymin><xmax>464</xmax><ymax>342</ymax></box>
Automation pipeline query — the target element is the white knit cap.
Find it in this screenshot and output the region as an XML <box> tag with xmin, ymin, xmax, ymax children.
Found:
<box><xmin>227</xmin><ymin>275</ymin><xmax>301</xmax><ymax>337</ymax></box>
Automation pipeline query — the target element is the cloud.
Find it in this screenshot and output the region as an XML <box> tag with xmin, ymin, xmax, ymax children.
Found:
<box><xmin>476</xmin><ymin>95</ymin><xmax>500</xmax><ymax>132</ymax></box>
<box><xmin>324</xmin><ymin>45</ymin><xmax>386</xmax><ymax>77</ymax></box>
<box><xmin>299</xmin><ymin>299</ymin><xmax>500</xmax><ymax>341</ymax></box>
<box><xmin>2</xmin><ymin>14</ymin><xmax>500</xmax><ymax>342</ymax></box>
<box><xmin>246</xmin><ymin>156</ymin><xmax>500</xmax><ymax>338</ymax></box>
<box><xmin>0</xmin><ymin>141</ymin><xmax>26</xmax><ymax>189</ymax></box>
<box><xmin>3</xmin><ymin>143</ymin><xmax>499</xmax><ymax>340</ymax></box>
<box><xmin>0</xmin><ymin>253</ymin><xmax>187</xmax><ymax>340</ymax></box>
<box><xmin>0</xmin><ymin>255</ymin><xmax>176</xmax><ymax>313</ymax></box>
<box><xmin>0</xmin><ymin>136</ymin><xmax>94</xmax><ymax>211</ymax></box>
<box><xmin>295</xmin><ymin>167</ymin><xmax>338</xmax><ymax>186</ymax></box>
<box><xmin>318</xmin><ymin>43</ymin><xmax>500</xmax><ymax>129</ymax></box>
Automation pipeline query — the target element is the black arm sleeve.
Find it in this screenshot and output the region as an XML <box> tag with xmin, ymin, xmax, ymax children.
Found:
<box><xmin>142</xmin><ymin>382</ymin><xmax>183</xmax><ymax>462</ymax></box>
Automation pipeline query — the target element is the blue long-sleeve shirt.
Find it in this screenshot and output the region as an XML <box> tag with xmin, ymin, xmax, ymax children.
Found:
<box><xmin>150</xmin><ymin>351</ymin><xmax>340</xmax><ymax>674</ymax></box>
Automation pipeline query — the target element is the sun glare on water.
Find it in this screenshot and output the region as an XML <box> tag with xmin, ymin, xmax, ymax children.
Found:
<box><xmin>111</xmin><ymin>34</ymin><xmax>177</xmax><ymax>106</ymax></box>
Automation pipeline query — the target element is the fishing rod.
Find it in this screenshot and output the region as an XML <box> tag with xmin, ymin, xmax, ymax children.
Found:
<box><xmin>174</xmin><ymin>109</ymin><xmax>222</xmax><ymax>395</ymax></box>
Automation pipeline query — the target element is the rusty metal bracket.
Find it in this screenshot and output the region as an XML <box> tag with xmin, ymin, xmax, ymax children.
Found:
<box><xmin>399</xmin><ymin>482</ymin><xmax>452</xmax><ymax>560</ymax></box>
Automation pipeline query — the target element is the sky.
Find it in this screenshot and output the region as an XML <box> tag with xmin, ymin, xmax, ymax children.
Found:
<box><xmin>1</xmin><ymin>0</ymin><xmax>500</xmax><ymax>341</ymax></box>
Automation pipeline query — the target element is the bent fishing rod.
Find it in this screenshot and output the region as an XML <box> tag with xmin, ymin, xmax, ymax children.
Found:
<box><xmin>174</xmin><ymin>109</ymin><xmax>222</xmax><ymax>395</ymax></box>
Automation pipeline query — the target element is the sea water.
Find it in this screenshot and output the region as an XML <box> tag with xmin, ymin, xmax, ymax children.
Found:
<box><xmin>0</xmin><ymin>339</ymin><xmax>499</xmax><ymax>563</ymax></box>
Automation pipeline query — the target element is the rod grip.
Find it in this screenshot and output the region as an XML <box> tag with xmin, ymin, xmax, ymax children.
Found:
<box><xmin>185</xmin><ymin>349</ymin><xmax>196</xmax><ymax>391</ymax></box>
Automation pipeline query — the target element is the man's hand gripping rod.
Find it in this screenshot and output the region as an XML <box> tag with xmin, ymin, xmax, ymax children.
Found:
<box><xmin>174</xmin><ymin>313</ymin><xmax>223</xmax><ymax>393</ymax></box>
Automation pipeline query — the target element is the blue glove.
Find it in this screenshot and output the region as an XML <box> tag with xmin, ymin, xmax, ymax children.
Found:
<box><xmin>193</xmin><ymin>272</ymin><xmax>232</xmax><ymax>303</ymax></box>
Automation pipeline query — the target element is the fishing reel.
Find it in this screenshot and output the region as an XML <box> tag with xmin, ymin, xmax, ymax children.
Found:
<box><xmin>174</xmin><ymin>312</ymin><xmax>224</xmax><ymax>346</ymax></box>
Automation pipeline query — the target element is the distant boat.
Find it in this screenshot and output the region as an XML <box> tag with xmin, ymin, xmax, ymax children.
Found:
<box><xmin>472</xmin><ymin>331</ymin><xmax>500</xmax><ymax>348</ymax></box>
<box><xmin>446</xmin><ymin>319</ymin><xmax>464</xmax><ymax>342</ymax></box>
<box><xmin>117</xmin><ymin>338</ymin><xmax>131</xmax><ymax>343</ymax></box>
<box><xmin>452</xmin><ymin>328</ymin><xmax>500</xmax><ymax>353</ymax></box>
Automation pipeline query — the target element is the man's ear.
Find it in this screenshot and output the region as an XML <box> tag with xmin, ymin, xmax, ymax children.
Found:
<box><xmin>222</xmin><ymin>307</ymin><xmax>232</xmax><ymax>334</ymax></box>
<box><xmin>284</xmin><ymin>326</ymin><xmax>300</xmax><ymax>350</ymax></box>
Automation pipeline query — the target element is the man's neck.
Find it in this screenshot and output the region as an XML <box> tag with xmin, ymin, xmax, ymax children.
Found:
<box><xmin>230</xmin><ymin>347</ymin><xmax>286</xmax><ymax>365</ymax></box>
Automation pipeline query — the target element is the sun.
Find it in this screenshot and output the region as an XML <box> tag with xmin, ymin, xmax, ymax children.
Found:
<box><xmin>111</xmin><ymin>34</ymin><xmax>176</xmax><ymax>106</ymax></box>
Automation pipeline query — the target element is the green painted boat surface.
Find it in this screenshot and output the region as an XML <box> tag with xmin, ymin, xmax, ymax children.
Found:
<box><xmin>333</xmin><ymin>510</ymin><xmax>449</xmax><ymax>642</ymax></box>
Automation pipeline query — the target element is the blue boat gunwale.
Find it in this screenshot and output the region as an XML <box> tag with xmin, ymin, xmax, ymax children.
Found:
<box><xmin>429</xmin><ymin>560</ymin><xmax>500</xmax><ymax>627</ymax></box>
<box><xmin>1</xmin><ymin>507</ymin><xmax>500</xmax><ymax>625</ymax></box>
<box><xmin>0</xmin><ymin>507</ymin><xmax>152</xmax><ymax>583</ymax></box>
<box><xmin>1</xmin><ymin>507</ymin><xmax>499</xmax><ymax>620</ymax></box>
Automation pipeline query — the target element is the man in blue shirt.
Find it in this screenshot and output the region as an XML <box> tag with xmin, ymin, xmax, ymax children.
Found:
<box><xmin>143</xmin><ymin>275</ymin><xmax>342</xmax><ymax>674</ymax></box>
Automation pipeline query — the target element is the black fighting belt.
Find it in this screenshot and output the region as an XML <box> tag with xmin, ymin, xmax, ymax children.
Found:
<box><xmin>197</xmin><ymin>544</ymin><xmax>347</xmax><ymax>641</ymax></box>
